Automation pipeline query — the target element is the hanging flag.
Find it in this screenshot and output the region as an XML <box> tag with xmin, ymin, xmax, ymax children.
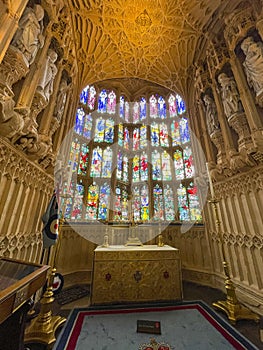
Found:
<box><xmin>42</xmin><ymin>191</ymin><xmax>59</xmax><ymax>249</ymax></box>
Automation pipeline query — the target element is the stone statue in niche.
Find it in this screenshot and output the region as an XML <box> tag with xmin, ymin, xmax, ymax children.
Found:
<box><xmin>217</xmin><ymin>73</ymin><xmax>243</xmax><ymax>118</ymax></box>
<box><xmin>241</xmin><ymin>36</ymin><xmax>263</xmax><ymax>101</ymax></box>
<box><xmin>11</xmin><ymin>4</ymin><xmax>45</xmax><ymax>66</ymax></box>
<box><xmin>54</xmin><ymin>79</ymin><xmax>68</xmax><ymax>122</ymax></box>
<box><xmin>203</xmin><ymin>94</ymin><xmax>220</xmax><ymax>135</ymax></box>
<box><xmin>36</xmin><ymin>49</ymin><xmax>58</xmax><ymax>103</ymax></box>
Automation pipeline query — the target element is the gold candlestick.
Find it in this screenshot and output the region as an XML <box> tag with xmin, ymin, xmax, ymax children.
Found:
<box><xmin>209</xmin><ymin>197</ymin><xmax>259</xmax><ymax>324</ymax></box>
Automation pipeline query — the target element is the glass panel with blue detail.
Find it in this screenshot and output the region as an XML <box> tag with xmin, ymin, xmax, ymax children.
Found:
<box><xmin>94</xmin><ymin>118</ymin><xmax>105</xmax><ymax>142</ymax></box>
<box><xmin>164</xmin><ymin>184</ymin><xmax>175</xmax><ymax>221</ymax></box>
<box><xmin>162</xmin><ymin>150</ymin><xmax>172</xmax><ymax>181</ymax></box>
<box><xmin>153</xmin><ymin>184</ymin><xmax>164</xmax><ymax>220</ymax></box>
<box><xmin>102</xmin><ymin>147</ymin><xmax>112</xmax><ymax>178</ymax></box>
<box><xmin>116</xmin><ymin>150</ymin><xmax>123</xmax><ymax>180</ymax></box>
<box><xmin>140</xmin><ymin>97</ymin><xmax>147</xmax><ymax>121</ymax></box>
<box><xmin>107</xmin><ymin>90</ymin><xmax>116</xmax><ymax>114</ymax></box>
<box><xmin>104</xmin><ymin>118</ymin><xmax>114</xmax><ymax>143</ymax></box>
<box><xmin>88</xmin><ymin>85</ymin><xmax>96</xmax><ymax>110</ymax></box>
<box><xmin>152</xmin><ymin>150</ymin><xmax>161</xmax><ymax>180</ymax></box>
<box><xmin>78</xmin><ymin>143</ymin><xmax>89</xmax><ymax>175</ymax></box>
<box><xmin>158</xmin><ymin>95</ymin><xmax>166</xmax><ymax>119</ymax></box>
<box><xmin>168</xmin><ymin>94</ymin><xmax>177</xmax><ymax>117</ymax></box>
<box><xmin>188</xmin><ymin>182</ymin><xmax>202</xmax><ymax>222</ymax></box>
<box><xmin>70</xmin><ymin>138</ymin><xmax>80</xmax><ymax>174</ymax></box>
<box><xmin>180</xmin><ymin>117</ymin><xmax>190</xmax><ymax>144</ymax></box>
<box><xmin>150</xmin><ymin>94</ymin><xmax>158</xmax><ymax>118</ymax></box>
<box><xmin>120</xmin><ymin>95</ymin><xmax>125</xmax><ymax>119</ymax></box>
<box><xmin>176</xmin><ymin>94</ymin><xmax>186</xmax><ymax>115</ymax></box>
<box><xmin>98</xmin><ymin>89</ymin><xmax>107</xmax><ymax>113</ymax></box>
<box><xmin>118</xmin><ymin>124</ymin><xmax>123</xmax><ymax>146</ymax></box>
<box><xmin>160</xmin><ymin>122</ymin><xmax>169</xmax><ymax>147</ymax></box>
<box><xmin>183</xmin><ymin>146</ymin><xmax>194</xmax><ymax>178</ymax></box>
<box><xmin>140</xmin><ymin>152</ymin><xmax>148</xmax><ymax>181</ymax></box>
<box><xmin>151</xmin><ymin>122</ymin><xmax>159</xmax><ymax>147</ymax></box>
<box><xmin>98</xmin><ymin>183</ymin><xmax>111</xmax><ymax>220</ymax></box>
<box><xmin>140</xmin><ymin>125</ymin><xmax>147</xmax><ymax>149</ymax></box>
<box><xmin>83</xmin><ymin>113</ymin><xmax>92</xmax><ymax>139</ymax></box>
<box><xmin>171</xmin><ymin>120</ymin><xmax>181</xmax><ymax>146</ymax></box>
<box><xmin>90</xmin><ymin>146</ymin><xmax>102</xmax><ymax>177</ymax></box>
<box><xmin>141</xmin><ymin>185</ymin><xmax>149</xmax><ymax>221</ymax></box>
<box><xmin>174</xmin><ymin>149</ymin><xmax>184</xmax><ymax>180</ymax></box>
<box><xmin>133</xmin><ymin>101</ymin><xmax>140</xmax><ymax>123</ymax></box>
<box><xmin>71</xmin><ymin>182</ymin><xmax>84</xmax><ymax>220</ymax></box>
<box><xmin>177</xmin><ymin>184</ymin><xmax>190</xmax><ymax>221</ymax></box>
<box><xmin>74</xmin><ymin>108</ymin><xmax>85</xmax><ymax>135</ymax></box>
<box><xmin>80</xmin><ymin>86</ymin><xmax>89</xmax><ymax>105</ymax></box>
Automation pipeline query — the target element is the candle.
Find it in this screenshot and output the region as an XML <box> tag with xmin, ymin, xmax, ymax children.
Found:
<box><xmin>206</xmin><ymin>162</ymin><xmax>215</xmax><ymax>198</ymax></box>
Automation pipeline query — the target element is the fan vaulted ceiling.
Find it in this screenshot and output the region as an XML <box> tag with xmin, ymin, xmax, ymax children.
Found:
<box><xmin>68</xmin><ymin>0</ymin><xmax>241</xmax><ymax>96</ymax></box>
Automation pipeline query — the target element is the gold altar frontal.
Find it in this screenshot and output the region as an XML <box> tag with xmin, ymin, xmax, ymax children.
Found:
<box><xmin>91</xmin><ymin>245</ymin><xmax>182</xmax><ymax>305</ymax></box>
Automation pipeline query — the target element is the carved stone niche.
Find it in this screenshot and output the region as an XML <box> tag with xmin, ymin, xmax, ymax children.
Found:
<box><xmin>210</xmin><ymin>129</ymin><xmax>226</xmax><ymax>166</ymax></box>
<box><xmin>228</xmin><ymin>111</ymin><xmax>255</xmax><ymax>153</ymax></box>
<box><xmin>0</xmin><ymin>46</ymin><xmax>29</xmax><ymax>97</ymax></box>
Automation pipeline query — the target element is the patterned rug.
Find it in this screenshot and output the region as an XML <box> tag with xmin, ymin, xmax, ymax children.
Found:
<box><xmin>53</xmin><ymin>301</ymin><xmax>259</xmax><ymax>350</ymax></box>
<box><xmin>55</xmin><ymin>284</ymin><xmax>90</xmax><ymax>305</ymax></box>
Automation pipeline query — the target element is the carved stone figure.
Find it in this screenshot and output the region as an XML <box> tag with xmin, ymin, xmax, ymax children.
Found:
<box><xmin>11</xmin><ymin>4</ymin><xmax>45</xmax><ymax>65</ymax></box>
<box><xmin>203</xmin><ymin>94</ymin><xmax>220</xmax><ymax>135</ymax></box>
<box><xmin>36</xmin><ymin>49</ymin><xmax>58</xmax><ymax>102</ymax></box>
<box><xmin>54</xmin><ymin>79</ymin><xmax>68</xmax><ymax>121</ymax></box>
<box><xmin>0</xmin><ymin>99</ymin><xmax>25</xmax><ymax>140</ymax></box>
<box><xmin>218</xmin><ymin>73</ymin><xmax>242</xmax><ymax>118</ymax></box>
<box><xmin>241</xmin><ymin>36</ymin><xmax>263</xmax><ymax>95</ymax></box>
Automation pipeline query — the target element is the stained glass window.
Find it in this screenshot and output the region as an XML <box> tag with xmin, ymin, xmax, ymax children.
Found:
<box><xmin>168</xmin><ymin>94</ymin><xmax>177</xmax><ymax>117</ymax></box>
<box><xmin>120</xmin><ymin>95</ymin><xmax>125</xmax><ymax>119</ymax></box>
<box><xmin>98</xmin><ymin>183</ymin><xmax>111</xmax><ymax>220</ymax></box>
<box><xmin>98</xmin><ymin>89</ymin><xmax>107</xmax><ymax>113</ymax></box>
<box><xmin>86</xmin><ymin>183</ymin><xmax>99</xmax><ymax>220</ymax></box>
<box><xmin>107</xmin><ymin>90</ymin><xmax>116</xmax><ymax>114</ymax></box>
<box><xmin>90</xmin><ymin>147</ymin><xmax>102</xmax><ymax>177</ymax></box>
<box><xmin>153</xmin><ymin>184</ymin><xmax>164</xmax><ymax>220</ymax></box>
<box><xmin>152</xmin><ymin>150</ymin><xmax>161</xmax><ymax>180</ymax></box>
<box><xmin>158</xmin><ymin>96</ymin><xmax>166</xmax><ymax>119</ymax></box>
<box><xmin>140</xmin><ymin>97</ymin><xmax>147</xmax><ymax>120</ymax></box>
<box><xmin>133</xmin><ymin>101</ymin><xmax>139</xmax><ymax>123</ymax></box>
<box><xmin>78</xmin><ymin>144</ymin><xmax>89</xmax><ymax>175</ymax></box>
<box><xmin>150</xmin><ymin>95</ymin><xmax>158</xmax><ymax>118</ymax></box>
<box><xmin>68</xmin><ymin>85</ymin><xmax>203</xmax><ymax>224</ymax></box>
<box><xmin>102</xmin><ymin>147</ymin><xmax>112</xmax><ymax>178</ymax></box>
<box><xmin>88</xmin><ymin>86</ymin><xmax>96</xmax><ymax>110</ymax></box>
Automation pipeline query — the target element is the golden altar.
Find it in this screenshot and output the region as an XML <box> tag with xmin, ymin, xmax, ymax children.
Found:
<box><xmin>91</xmin><ymin>245</ymin><xmax>182</xmax><ymax>305</ymax></box>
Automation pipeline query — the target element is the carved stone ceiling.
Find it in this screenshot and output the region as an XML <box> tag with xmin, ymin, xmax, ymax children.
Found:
<box><xmin>68</xmin><ymin>0</ymin><xmax>236</xmax><ymax>96</ymax></box>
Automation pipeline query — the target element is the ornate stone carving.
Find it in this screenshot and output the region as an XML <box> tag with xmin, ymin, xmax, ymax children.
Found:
<box><xmin>11</xmin><ymin>4</ymin><xmax>45</xmax><ymax>66</ymax></box>
<box><xmin>0</xmin><ymin>98</ymin><xmax>25</xmax><ymax>141</ymax></box>
<box><xmin>224</xmin><ymin>7</ymin><xmax>255</xmax><ymax>50</ymax></box>
<box><xmin>203</xmin><ymin>94</ymin><xmax>220</xmax><ymax>135</ymax></box>
<box><xmin>0</xmin><ymin>46</ymin><xmax>29</xmax><ymax>93</ymax></box>
<box><xmin>240</xmin><ymin>36</ymin><xmax>263</xmax><ymax>107</ymax></box>
<box><xmin>54</xmin><ymin>78</ymin><xmax>68</xmax><ymax>122</ymax></box>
